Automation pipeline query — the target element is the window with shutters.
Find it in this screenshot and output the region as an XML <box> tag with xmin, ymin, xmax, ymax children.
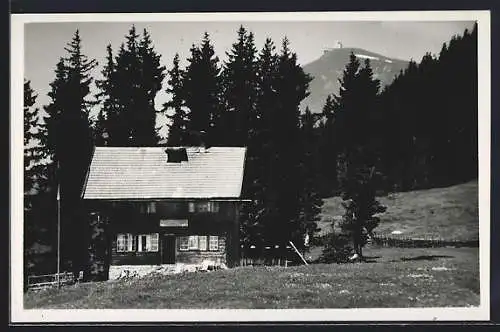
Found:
<box><xmin>150</xmin><ymin>233</ymin><xmax>159</xmax><ymax>251</ymax></box>
<box><xmin>116</xmin><ymin>233</ymin><xmax>159</xmax><ymax>252</ymax></box>
<box><xmin>199</xmin><ymin>236</ymin><xmax>207</xmax><ymax>251</ymax></box>
<box><xmin>117</xmin><ymin>234</ymin><xmax>126</xmax><ymax>252</ymax></box>
<box><xmin>178</xmin><ymin>235</ymin><xmax>217</xmax><ymax>251</ymax></box>
<box><xmin>188</xmin><ymin>235</ymin><xmax>199</xmax><ymax>250</ymax></box>
<box><xmin>179</xmin><ymin>236</ymin><xmax>189</xmax><ymax>251</ymax></box>
<box><xmin>209</xmin><ymin>236</ymin><xmax>219</xmax><ymax>251</ymax></box>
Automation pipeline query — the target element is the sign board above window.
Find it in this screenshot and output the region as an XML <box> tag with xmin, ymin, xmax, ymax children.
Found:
<box><xmin>160</xmin><ymin>219</ymin><xmax>188</xmax><ymax>227</ymax></box>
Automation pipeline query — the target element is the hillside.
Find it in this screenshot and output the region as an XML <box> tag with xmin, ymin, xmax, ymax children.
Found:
<box><xmin>24</xmin><ymin>181</ymin><xmax>480</xmax><ymax>310</ymax></box>
<box><xmin>317</xmin><ymin>181</ymin><xmax>479</xmax><ymax>241</ymax></box>
<box><xmin>25</xmin><ymin>247</ymin><xmax>478</xmax><ymax>309</ymax></box>
<box><xmin>301</xmin><ymin>47</ymin><xmax>409</xmax><ymax>113</ymax></box>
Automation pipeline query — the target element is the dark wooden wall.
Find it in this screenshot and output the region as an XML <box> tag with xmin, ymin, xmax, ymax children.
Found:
<box><xmin>86</xmin><ymin>200</ymin><xmax>240</xmax><ymax>267</ymax></box>
<box><xmin>175</xmin><ymin>236</ymin><xmax>227</xmax><ymax>265</ymax></box>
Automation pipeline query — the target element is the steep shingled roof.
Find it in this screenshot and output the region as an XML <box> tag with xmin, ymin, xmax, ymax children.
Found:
<box><xmin>82</xmin><ymin>146</ymin><xmax>246</xmax><ymax>200</ymax></box>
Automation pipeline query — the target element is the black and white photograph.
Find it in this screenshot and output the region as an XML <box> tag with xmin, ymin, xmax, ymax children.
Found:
<box><xmin>11</xmin><ymin>10</ymin><xmax>491</xmax><ymax>322</ymax></box>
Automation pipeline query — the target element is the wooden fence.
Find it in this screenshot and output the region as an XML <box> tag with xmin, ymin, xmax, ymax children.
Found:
<box><xmin>312</xmin><ymin>232</ymin><xmax>479</xmax><ymax>249</ymax></box>
<box><xmin>27</xmin><ymin>271</ymin><xmax>82</xmax><ymax>290</ymax></box>
<box><xmin>239</xmin><ymin>244</ymin><xmax>305</xmax><ymax>267</ymax></box>
<box><xmin>370</xmin><ymin>235</ymin><xmax>479</xmax><ymax>248</ymax></box>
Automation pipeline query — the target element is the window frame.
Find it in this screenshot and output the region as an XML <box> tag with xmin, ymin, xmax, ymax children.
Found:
<box><xmin>199</xmin><ymin>236</ymin><xmax>208</xmax><ymax>251</ymax></box>
<box><xmin>178</xmin><ymin>235</ymin><xmax>218</xmax><ymax>251</ymax></box>
<box><xmin>116</xmin><ymin>233</ymin><xmax>159</xmax><ymax>253</ymax></box>
<box><xmin>179</xmin><ymin>236</ymin><xmax>189</xmax><ymax>251</ymax></box>
<box><xmin>147</xmin><ymin>202</ymin><xmax>156</xmax><ymax>214</ymax></box>
<box><xmin>188</xmin><ymin>235</ymin><xmax>199</xmax><ymax>250</ymax></box>
<box><xmin>150</xmin><ymin>233</ymin><xmax>159</xmax><ymax>252</ymax></box>
<box><xmin>188</xmin><ymin>201</ymin><xmax>220</xmax><ymax>213</ymax></box>
<box><xmin>117</xmin><ymin>233</ymin><xmax>126</xmax><ymax>252</ymax></box>
<box><xmin>209</xmin><ymin>236</ymin><xmax>219</xmax><ymax>251</ymax></box>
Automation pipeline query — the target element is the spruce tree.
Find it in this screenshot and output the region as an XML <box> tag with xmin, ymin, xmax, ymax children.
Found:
<box><xmin>106</xmin><ymin>42</ymin><xmax>131</xmax><ymax>145</ymax></box>
<box><xmin>331</xmin><ymin>56</ymin><xmax>387</xmax><ymax>260</ymax></box>
<box><xmin>318</xmin><ymin>55</ymin><xmax>387</xmax><ymax>262</ymax></box>
<box><xmin>331</xmin><ymin>53</ymin><xmax>361</xmax><ymax>150</ymax></box>
<box><xmin>267</xmin><ymin>37</ymin><xmax>313</xmax><ymax>251</ymax></box>
<box><xmin>164</xmin><ymin>53</ymin><xmax>188</xmax><ymax>146</ymax></box>
<box><xmin>44</xmin><ymin>30</ymin><xmax>97</xmax><ymax>278</ymax></box>
<box><xmin>137</xmin><ymin>28</ymin><xmax>166</xmax><ymax>145</ymax></box>
<box><xmin>24</xmin><ymin>79</ymin><xmax>51</xmax><ymax>282</ymax></box>
<box><xmin>92</xmin><ymin>110</ymin><xmax>107</xmax><ymax>146</ymax></box>
<box><xmin>238</xmin><ymin>38</ymin><xmax>279</xmax><ymax>251</ymax></box>
<box><xmin>218</xmin><ymin>26</ymin><xmax>262</xmax><ymax>251</ymax></box>
<box><xmin>220</xmin><ymin>25</ymin><xmax>258</xmax><ymax>147</ymax></box>
<box><xmin>94</xmin><ymin>44</ymin><xmax>117</xmax><ymax>146</ymax></box>
<box><xmin>24</xmin><ymin>79</ymin><xmax>48</xmax><ymax>195</ymax></box>
<box><xmin>183</xmin><ymin>33</ymin><xmax>222</xmax><ymax>146</ymax></box>
<box><xmin>95</xmin><ymin>26</ymin><xmax>166</xmax><ymax>147</ymax></box>
<box><xmin>318</xmin><ymin>94</ymin><xmax>338</xmax><ymax>196</ymax></box>
<box><xmin>379</xmin><ymin>24</ymin><xmax>478</xmax><ymax>191</ymax></box>
<box><xmin>298</xmin><ymin>107</ymin><xmax>324</xmax><ymax>243</ymax></box>
<box><xmin>110</xmin><ymin>26</ymin><xmax>142</xmax><ymax>146</ymax></box>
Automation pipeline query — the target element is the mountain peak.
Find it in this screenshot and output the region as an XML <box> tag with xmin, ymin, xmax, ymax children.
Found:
<box><xmin>301</xmin><ymin>48</ymin><xmax>409</xmax><ymax>113</ymax></box>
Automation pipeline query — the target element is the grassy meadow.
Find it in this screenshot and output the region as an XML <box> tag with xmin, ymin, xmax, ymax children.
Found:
<box><xmin>317</xmin><ymin>181</ymin><xmax>479</xmax><ymax>241</ymax></box>
<box><xmin>24</xmin><ymin>247</ymin><xmax>479</xmax><ymax>309</ymax></box>
<box><xmin>24</xmin><ymin>181</ymin><xmax>480</xmax><ymax>309</ymax></box>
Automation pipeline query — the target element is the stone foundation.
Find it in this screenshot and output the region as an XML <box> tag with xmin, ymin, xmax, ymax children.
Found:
<box><xmin>108</xmin><ymin>261</ymin><xmax>228</xmax><ymax>280</ymax></box>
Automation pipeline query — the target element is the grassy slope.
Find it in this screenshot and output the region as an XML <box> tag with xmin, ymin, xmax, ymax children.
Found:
<box><xmin>317</xmin><ymin>181</ymin><xmax>479</xmax><ymax>240</ymax></box>
<box><xmin>24</xmin><ymin>181</ymin><xmax>480</xmax><ymax>309</ymax></box>
<box><xmin>24</xmin><ymin>247</ymin><xmax>479</xmax><ymax>309</ymax></box>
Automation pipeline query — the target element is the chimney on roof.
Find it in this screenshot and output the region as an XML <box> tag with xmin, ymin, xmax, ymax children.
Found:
<box><xmin>165</xmin><ymin>147</ymin><xmax>188</xmax><ymax>163</ymax></box>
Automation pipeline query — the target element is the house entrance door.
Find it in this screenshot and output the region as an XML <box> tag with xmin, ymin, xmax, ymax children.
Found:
<box><xmin>162</xmin><ymin>234</ymin><xmax>176</xmax><ymax>264</ymax></box>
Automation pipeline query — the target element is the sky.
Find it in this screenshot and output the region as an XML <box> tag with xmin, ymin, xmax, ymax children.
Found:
<box><xmin>24</xmin><ymin>20</ymin><xmax>474</xmax><ymax>137</ymax></box>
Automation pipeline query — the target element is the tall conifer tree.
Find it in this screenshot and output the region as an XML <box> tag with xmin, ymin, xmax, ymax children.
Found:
<box><xmin>220</xmin><ymin>25</ymin><xmax>258</xmax><ymax>147</ymax></box>
<box><xmin>164</xmin><ymin>53</ymin><xmax>188</xmax><ymax>146</ymax></box>
<box><xmin>318</xmin><ymin>94</ymin><xmax>337</xmax><ymax>196</ymax></box>
<box><xmin>330</xmin><ymin>55</ymin><xmax>386</xmax><ymax>260</ymax></box>
<box><xmin>24</xmin><ymin>79</ymin><xmax>48</xmax><ymax>195</ymax></box>
<box><xmin>99</xmin><ymin>26</ymin><xmax>165</xmax><ymax>146</ymax></box>
<box><xmin>238</xmin><ymin>38</ymin><xmax>279</xmax><ymax>250</ymax></box>
<box><xmin>298</xmin><ymin>107</ymin><xmax>324</xmax><ymax>242</ymax></box>
<box><xmin>137</xmin><ymin>28</ymin><xmax>166</xmax><ymax>145</ymax></box>
<box><xmin>94</xmin><ymin>44</ymin><xmax>118</xmax><ymax>146</ymax></box>
<box><xmin>44</xmin><ymin>30</ymin><xmax>97</xmax><ymax>276</ymax></box>
<box><xmin>183</xmin><ymin>33</ymin><xmax>222</xmax><ymax>146</ymax></box>
<box><xmin>24</xmin><ymin>79</ymin><xmax>53</xmax><ymax>284</ymax></box>
<box><xmin>266</xmin><ymin>37</ymin><xmax>313</xmax><ymax>250</ymax></box>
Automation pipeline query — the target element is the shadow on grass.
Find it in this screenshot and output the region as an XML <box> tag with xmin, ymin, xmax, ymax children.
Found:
<box><xmin>361</xmin><ymin>256</ymin><xmax>381</xmax><ymax>263</ymax></box>
<box><xmin>400</xmin><ymin>255</ymin><xmax>454</xmax><ymax>262</ymax></box>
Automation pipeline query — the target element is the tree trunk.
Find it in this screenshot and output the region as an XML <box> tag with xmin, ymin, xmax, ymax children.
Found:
<box><xmin>352</xmin><ymin>226</ymin><xmax>363</xmax><ymax>259</ymax></box>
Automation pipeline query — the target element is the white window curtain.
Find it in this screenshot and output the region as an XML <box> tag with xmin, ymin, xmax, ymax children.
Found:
<box><xmin>188</xmin><ymin>235</ymin><xmax>199</xmax><ymax>250</ymax></box>
<box><xmin>128</xmin><ymin>233</ymin><xmax>135</xmax><ymax>252</ymax></box>
<box><xmin>209</xmin><ymin>236</ymin><xmax>219</xmax><ymax>251</ymax></box>
<box><xmin>117</xmin><ymin>233</ymin><xmax>159</xmax><ymax>252</ymax></box>
<box><xmin>117</xmin><ymin>234</ymin><xmax>126</xmax><ymax>252</ymax></box>
<box><xmin>199</xmin><ymin>236</ymin><xmax>207</xmax><ymax>251</ymax></box>
<box><xmin>179</xmin><ymin>236</ymin><xmax>189</xmax><ymax>251</ymax></box>
<box><xmin>150</xmin><ymin>233</ymin><xmax>159</xmax><ymax>252</ymax></box>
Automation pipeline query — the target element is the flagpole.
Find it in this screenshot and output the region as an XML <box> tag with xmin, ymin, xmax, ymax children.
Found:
<box><xmin>56</xmin><ymin>161</ymin><xmax>61</xmax><ymax>289</ymax></box>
